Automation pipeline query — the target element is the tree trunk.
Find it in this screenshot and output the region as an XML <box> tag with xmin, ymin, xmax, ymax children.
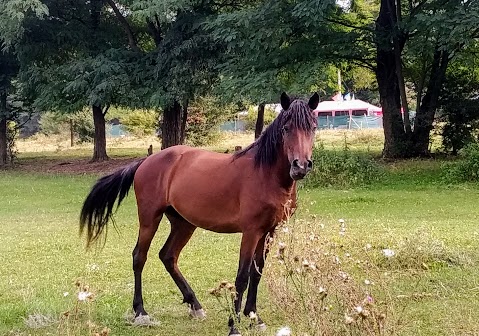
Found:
<box><xmin>161</xmin><ymin>100</ymin><xmax>182</xmax><ymax>149</ymax></box>
<box><xmin>412</xmin><ymin>49</ymin><xmax>449</xmax><ymax>156</ymax></box>
<box><xmin>375</xmin><ymin>0</ymin><xmax>409</xmax><ymax>158</ymax></box>
<box><xmin>91</xmin><ymin>105</ymin><xmax>109</xmax><ymax>162</ymax></box>
<box><xmin>0</xmin><ymin>90</ymin><xmax>7</xmax><ymax>166</ymax></box>
<box><xmin>180</xmin><ymin>101</ymin><xmax>188</xmax><ymax>144</ymax></box>
<box><xmin>70</xmin><ymin>118</ymin><xmax>74</xmax><ymax>147</ymax></box>
<box><xmin>390</xmin><ymin>0</ymin><xmax>411</xmax><ymax>135</ymax></box>
<box><xmin>0</xmin><ymin>117</ymin><xmax>7</xmax><ymax>166</ymax></box>
<box><xmin>255</xmin><ymin>103</ymin><xmax>265</xmax><ymax>140</ymax></box>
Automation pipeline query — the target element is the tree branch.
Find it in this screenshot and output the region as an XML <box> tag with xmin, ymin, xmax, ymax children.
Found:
<box><xmin>146</xmin><ymin>18</ymin><xmax>162</xmax><ymax>47</ymax></box>
<box><xmin>106</xmin><ymin>0</ymin><xmax>141</xmax><ymax>52</ymax></box>
<box><xmin>325</xmin><ymin>17</ymin><xmax>374</xmax><ymax>32</ymax></box>
<box><xmin>103</xmin><ymin>104</ymin><xmax>110</xmax><ymax>116</ymax></box>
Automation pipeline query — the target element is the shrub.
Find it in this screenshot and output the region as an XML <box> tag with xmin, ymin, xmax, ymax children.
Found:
<box><xmin>302</xmin><ymin>144</ymin><xmax>383</xmax><ymax>189</ymax></box>
<box><xmin>121</xmin><ymin>109</ymin><xmax>157</xmax><ymax>136</ymax></box>
<box><xmin>240</xmin><ymin>106</ymin><xmax>277</xmax><ymax>132</ymax></box>
<box><xmin>71</xmin><ymin>110</ymin><xmax>95</xmax><ymax>143</ymax></box>
<box><xmin>40</xmin><ymin>110</ymin><xmax>94</xmax><ymax>143</ymax></box>
<box><xmin>441</xmin><ymin>143</ymin><xmax>479</xmax><ymax>182</ymax></box>
<box><xmin>39</xmin><ymin>111</ymin><xmax>67</xmax><ymax>135</ymax></box>
<box><xmin>185</xmin><ymin>96</ymin><xmax>237</xmax><ymax>146</ymax></box>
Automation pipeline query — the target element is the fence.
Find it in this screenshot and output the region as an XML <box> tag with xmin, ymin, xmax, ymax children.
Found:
<box><xmin>317</xmin><ymin>115</ymin><xmax>383</xmax><ymax>130</ymax></box>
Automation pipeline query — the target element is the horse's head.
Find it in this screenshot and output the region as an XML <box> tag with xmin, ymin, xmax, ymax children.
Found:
<box><xmin>280</xmin><ymin>92</ymin><xmax>319</xmax><ymax>180</ymax></box>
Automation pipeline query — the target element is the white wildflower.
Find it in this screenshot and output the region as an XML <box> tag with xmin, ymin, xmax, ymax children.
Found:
<box><xmin>355</xmin><ymin>306</ymin><xmax>363</xmax><ymax>314</ymax></box>
<box><xmin>382</xmin><ymin>249</ymin><xmax>395</xmax><ymax>257</ymax></box>
<box><xmin>365</xmin><ymin>243</ymin><xmax>372</xmax><ymax>249</ymax></box>
<box><xmin>88</xmin><ymin>264</ymin><xmax>99</xmax><ymax>271</ymax></box>
<box><xmin>276</xmin><ymin>326</ymin><xmax>291</xmax><ymax>336</ymax></box>
<box><xmin>77</xmin><ymin>291</ymin><xmax>92</xmax><ymax>302</ymax></box>
<box><xmin>344</xmin><ymin>314</ymin><xmax>354</xmax><ymax>325</ymax></box>
<box><xmin>364</xmin><ymin>279</ymin><xmax>371</xmax><ymax>285</ymax></box>
<box><xmin>63</xmin><ymin>292</ymin><xmax>69</xmax><ymax>297</ymax></box>
<box><xmin>339</xmin><ymin>218</ymin><xmax>345</xmax><ymax>224</ymax></box>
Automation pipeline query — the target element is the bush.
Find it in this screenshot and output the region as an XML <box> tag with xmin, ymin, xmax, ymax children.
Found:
<box><xmin>442</xmin><ymin>143</ymin><xmax>479</xmax><ymax>182</ymax></box>
<box><xmin>39</xmin><ymin>111</ymin><xmax>67</xmax><ymax>135</ymax></box>
<box><xmin>121</xmin><ymin>109</ymin><xmax>157</xmax><ymax>136</ymax></box>
<box><xmin>240</xmin><ymin>106</ymin><xmax>277</xmax><ymax>132</ymax></box>
<box><xmin>303</xmin><ymin>144</ymin><xmax>383</xmax><ymax>189</ymax></box>
<box><xmin>185</xmin><ymin>96</ymin><xmax>237</xmax><ymax>146</ymax></box>
<box><xmin>40</xmin><ymin>110</ymin><xmax>94</xmax><ymax>143</ymax></box>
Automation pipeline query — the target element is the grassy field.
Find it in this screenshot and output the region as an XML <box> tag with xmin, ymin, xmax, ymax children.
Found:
<box><xmin>1</xmin><ymin>132</ymin><xmax>478</xmax><ymax>335</ymax></box>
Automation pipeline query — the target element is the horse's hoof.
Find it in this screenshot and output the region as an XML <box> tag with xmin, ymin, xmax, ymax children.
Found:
<box><xmin>133</xmin><ymin>314</ymin><xmax>151</xmax><ymax>326</ymax></box>
<box><xmin>131</xmin><ymin>314</ymin><xmax>160</xmax><ymax>327</ymax></box>
<box><xmin>228</xmin><ymin>327</ymin><xmax>241</xmax><ymax>336</ymax></box>
<box><xmin>189</xmin><ymin>308</ymin><xmax>206</xmax><ymax>319</ymax></box>
<box><xmin>256</xmin><ymin>322</ymin><xmax>267</xmax><ymax>332</ymax></box>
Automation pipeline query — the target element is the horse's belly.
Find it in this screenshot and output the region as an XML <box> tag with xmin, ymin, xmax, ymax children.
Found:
<box><xmin>172</xmin><ymin>201</ymin><xmax>242</xmax><ymax>233</ymax></box>
<box><xmin>168</xmin><ymin>183</ymin><xmax>242</xmax><ymax>233</ymax></box>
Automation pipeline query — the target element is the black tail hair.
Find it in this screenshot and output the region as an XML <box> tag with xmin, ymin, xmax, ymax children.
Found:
<box><xmin>79</xmin><ymin>159</ymin><xmax>145</xmax><ymax>246</ymax></box>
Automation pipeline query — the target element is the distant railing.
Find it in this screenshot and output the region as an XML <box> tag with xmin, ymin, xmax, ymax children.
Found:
<box><xmin>317</xmin><ymin>115</ymin><xmax>383</xmax><ymax>129</ymax></box>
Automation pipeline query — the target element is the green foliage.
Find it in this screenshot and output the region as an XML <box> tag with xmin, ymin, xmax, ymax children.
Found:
<box><xmin>185</xmin><ymin>96</ymin><xmax>237</xmax><ymax>146</ymax></box>
<box><xmin>442</xmin><ymin>143</ymin><xmax>479</xmax><ymax>183</ymax></box>
<box><xmin>39</xmin><ymin>111</ymin><xmax>67</xmax><ymax>135</ymax></box>
<box><xmin>302</xmin><ymin>144</ymin><xmax>383</xmax><ymax>189</ymax></box>
<box><xmin>0</xmin><ymin>0</ymin><xmax>48</xmax><ymax>48</ymax></box>
<box><xmin>40</xmin><ymin>110</ymin><xmax>94</xmax><ymax>143</ymax></box>
<box><xmin>240</xmin><ymin>106</ymin><xmax>277</xmax><ymax>132</ymax></box>
<box><xmin>438</xmin><ymin>62</ymin><xmax>479</xmax><ymax>154</ymax></box>
<box><xmin>120</xmin><ymin>109</ymin><xmax>157</xmax><ymax>137</ymax></box>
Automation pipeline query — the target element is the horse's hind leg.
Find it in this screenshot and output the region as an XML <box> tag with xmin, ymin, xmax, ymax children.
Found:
<box><xmin>161</xmin><ymin>209</ymin><xmax>204</xmax><ymax>317</ymax></box>
<box><xmin>132</xmin><ymin>209</ymin><xmax>162</xmax><ymax>317</ymax></box>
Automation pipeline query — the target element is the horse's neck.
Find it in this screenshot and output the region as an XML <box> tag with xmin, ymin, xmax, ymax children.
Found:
<box><xmin>242</xmin><ymin>145</ymin><xmax>295</xmax><ymax>191</ymax></box>
<box><xmin>271</xmin><ymin>151</ymin><xmax>296</xmax><ymax>191</ymax></box>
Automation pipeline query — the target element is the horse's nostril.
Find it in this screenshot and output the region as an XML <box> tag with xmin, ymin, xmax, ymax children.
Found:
<box><xmin>307</xmin><ymin>160</ymin><xmax>313</xmax><ymax>169</ymax></box>
<box><xmin>292</xmin><ymin>159</ymin><xmax>300</xmax><ymax>168</ymax></box>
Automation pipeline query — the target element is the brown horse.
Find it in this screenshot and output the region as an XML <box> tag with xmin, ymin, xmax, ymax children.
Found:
<box><xmin>80</xmin><ymin>92</ymin><xmax>319</xmax><ymax>336</ymax></box>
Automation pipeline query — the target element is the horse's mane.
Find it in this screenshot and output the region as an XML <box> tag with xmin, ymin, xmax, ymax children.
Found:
<box><xmin>233</xmin><ymin>98</ymin><xmax>316</xmax><ymax>167</ymax></box>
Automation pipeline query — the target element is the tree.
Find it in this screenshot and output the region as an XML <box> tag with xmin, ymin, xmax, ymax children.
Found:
<box><xmin>299</xmin><ymin>0</ymin><xmax>479</xmax><ymax>157</ymax></box>
<box><xmin>0</xmin><ymin>52</ymin><xmax>16</xmax><ymax>166</ymax></box>
<box><xmin>438</xmin><ymin>61</ymin><xmax>479</xmax><ymax>154</ymax></box>
<box><xmin>208</xmin><ymin>0</ymin><xmax>339</xmax><ymax>136</ymax></box>
<box><xmin>130</xmin><ymin>0</ymin><xmax>230</xmax><ymax>148</ymax></box>
<box><xmin>373</xmin><ymin>0</ymin><xmax>479</xmax><ymax>157</ymax></box>
<box><xmin>0</xmin><ymin>0</ymin><xmax>47</xmax><ymax>166</ymax></box>
<box><xmin>17</xmin><ymin>0</ymin><xmax>141</xmax><ymax>161</ymax></box>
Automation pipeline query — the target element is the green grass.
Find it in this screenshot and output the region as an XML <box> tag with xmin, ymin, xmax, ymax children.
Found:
<box><xmin>1</xmin><ymin>152</ymin><xmax>478</xmax><ymax>335</ymax></box>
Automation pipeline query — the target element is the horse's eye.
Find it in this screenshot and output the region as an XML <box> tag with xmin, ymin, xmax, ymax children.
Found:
<box><xmin>283</xmin><ymin>126</ymin><xmax>289</xmax><ymax>132</ymax></box>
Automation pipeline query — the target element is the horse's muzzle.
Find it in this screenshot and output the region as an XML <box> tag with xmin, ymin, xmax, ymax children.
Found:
<box><xmin>290</xmin><ymin>159</ymin><xmax>313</xmax><ymax>180</ymax></box>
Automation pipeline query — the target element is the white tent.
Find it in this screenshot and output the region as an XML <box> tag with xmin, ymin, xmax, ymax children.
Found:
<box><xmin>314</xmin><ymin>99</ymin><xmax>382</xmax><ymax>116</ymax></box>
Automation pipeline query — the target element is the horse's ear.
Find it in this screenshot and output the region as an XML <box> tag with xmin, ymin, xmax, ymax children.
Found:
<box><xmin>308</xmin><ymin>92</ymin><xmax>320</xmax><ymax>110</ymax></box>
<box><xmin>280</xmin><ymin>92</ymin><xmax>291</xmax><ymax>110</ymax></box>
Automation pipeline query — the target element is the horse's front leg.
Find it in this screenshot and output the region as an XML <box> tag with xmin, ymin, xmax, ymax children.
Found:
<box><xmin>228</xmin><ymin>232</ymin><xmax>262</xmax><ymax>336</ymax></box>
<box><xmin>243</xmin><ymin>232</ymin><xmax>270</xmax><ymax>330</ymax></box>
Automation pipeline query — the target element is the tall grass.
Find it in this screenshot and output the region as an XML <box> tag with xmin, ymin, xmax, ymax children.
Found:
<box><xmin>441</xmin><ymin>143</ymin><xmax>479</xmax><ymax>182</ymax></box>
<box><xmin>302</xmin><ymin>143</ymin><xmax>383</xmax><ymax>189</ymax></box>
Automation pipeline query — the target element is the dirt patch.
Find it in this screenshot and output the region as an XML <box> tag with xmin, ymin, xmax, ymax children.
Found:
<box><xmin>11</xmin><ymin>157</ymin><xmax>139</xmax><ymax>175</ymax></box>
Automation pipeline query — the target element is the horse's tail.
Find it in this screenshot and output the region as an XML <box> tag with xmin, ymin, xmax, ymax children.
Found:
<box><xmin>80</xmin><ymin>158</ymin><xmax>146</xmax><ymax>246</ymax></box>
